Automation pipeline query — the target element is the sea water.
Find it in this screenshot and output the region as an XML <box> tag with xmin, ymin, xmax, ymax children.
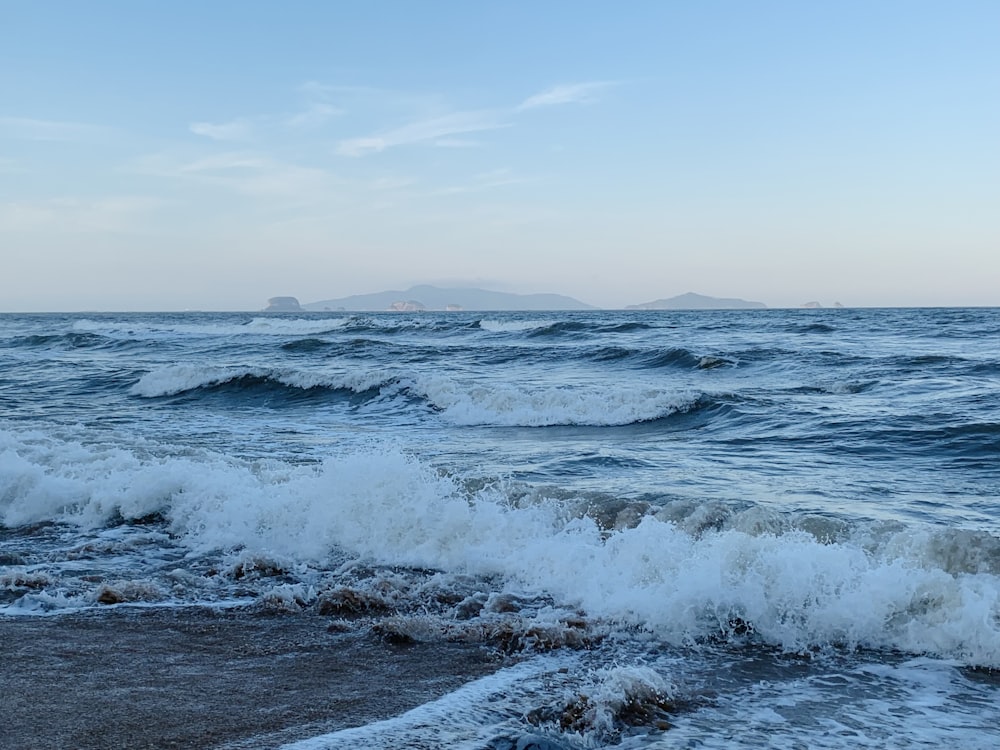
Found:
<box><xmin>1</xmin><ymin>308</ymin><xmax>999</xmax><ymax>748</ymax></box>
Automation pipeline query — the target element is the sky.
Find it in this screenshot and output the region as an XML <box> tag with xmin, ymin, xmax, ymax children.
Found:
<box><xmin>2</xmin><ymin>0</ymin><xmax>998</xmax><ymax>311</ymax></box>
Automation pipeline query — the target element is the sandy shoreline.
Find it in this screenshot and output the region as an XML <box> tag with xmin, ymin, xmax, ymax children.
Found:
<box><xmin>0</xmin><ymin>607</ymin><xmax>499</xmax><ymax>750</ymax></box>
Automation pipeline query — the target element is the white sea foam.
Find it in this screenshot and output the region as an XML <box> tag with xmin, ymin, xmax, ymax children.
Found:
<box><xmin>282</xmin><ymin>653</ymin><xmax>1000</xmax><ymax>750</ymax></box>
<box><xmin>2</xmin><ymin>429</ymin><xmax>1000</xmax><ymax>666</ymax></box>
<box><xmin>280</xmin><ymin>657</ymin><xmax>574</xmax><ymax>750</ymax></box>
<box><xmin>669</xmin><ymin>656</ymin><xmax>1000</xmax><ymax>749</ymax></box>
<box><xmin>240</xmin><ymin>317</ymin><xmax>349</xmax><ymax>334</ymax></box>
<box><xmin>478</xmin><ymin>319</ymin><xmax>553</xmax><ymax>333</ymax></box>
<box><xmin>278</xmin><ymin>656</ymin><xmax>681</xmax><ymax>749</ymax></box>
<box><xmin>562</xmin><ymin>665</ymin><xmax>677</xmax><ymax>739</ymax></box>
<box><xmin>410</xmin><ymin>375</ymin><xmax>701</xmax><ymax>426</ymax></box>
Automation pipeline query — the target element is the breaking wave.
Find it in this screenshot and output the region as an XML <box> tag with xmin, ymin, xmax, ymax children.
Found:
<box><xmin>410</xmin><ymin>376</ymin><xmax>708</xmax><ymax>426</ymax></box>
<box><xmin>3</xmin><ymin>429</ymin><xmax>1000</xmax><ymax>667</ymax></box>
<box><xmin>479</xmin><ymin>319</ymin><xmax>554</xmax><ymax>333</ymax></box>
<box><xmin>129</xmin><ymin>365</ymin><xmax>714</xmax><ymax>427</ymax></box>
<box><xmin>128</xmin><ymin>365</ymin><xmax>390</xmax><ymax>399</ymax></box>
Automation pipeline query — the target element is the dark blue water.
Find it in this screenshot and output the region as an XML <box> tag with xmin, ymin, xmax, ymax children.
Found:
<box><xmin>2</xmin><ymin>309</ymin><xmax>999</xmax><ymax>748</ymax></box>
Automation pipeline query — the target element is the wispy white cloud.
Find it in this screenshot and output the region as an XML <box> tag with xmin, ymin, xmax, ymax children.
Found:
<box><xmin>190</xmin><ymin>82</ymin><xmax>344</xmax><ymax>141</ymax></box>
<box><xmin>189</xmin><ymin>118</ymin><xmax>256</xmax><ymax>141</ymax></box>
<box><xmin>0</xmin><ymin>116</ymin><xmax>107</xmax><ymax>141</ymax></box>
<box><xmin>337</xmin><ymin>111</ymin><xmax>509</xmax><ymax>157</ymax></box>
<box><xmin>298</xmin><ymin>84</ymin><xmax>450</xmax><ymax>116</ymax></box>
<box><xmin>284</xmin><ymin>81</ymin><xmax>343</xmax><ymax>129</ymax></box>
<box><xmin>284</xmin><ymin>103</ymin><xmax>340</xmax><ymax>129</ymax></box>
<box><xmin>173</xmin><ymin>152</ymin><xmax>265</xmax><ymax>173</ymax></box>
<box><xmin>517</xmin><ymin>81</ymin><xmax>615</xmax><ymax>111</ymax></box>
<box><xmin>0</xmin><ymin>196</ymin><xmax>163</xmax><ymax>232</ymax></box>
<box><xmin>475</xmin><ymin>168</ymin><xmax>519</xmax><ymax>184</ymax></box>
<box><xmin>135</xmin><ymin>151</ymin><xmax>335</xmax><ymax>198</ymax></box>
<box><xmin>432</xmin><ymin>167</ymin><xmax>528</xmax><ymax>195</ymax></box>
<box><xmin>334</xmin><ymin>80</ymin><xmax>615</xmax><ymax>157</ymax></box>
<box><xmin>369</xmin><ymin>176</ymin><xmax>416</xmax><ymax>191</ymax></box>
<box><xmin>433</xmin><ymin>137</ymin><xmax>483</xmax><ymax>149</ymax></box>
<box><xmin>0</xmin><ymin>156</ymin><xmax>23</xmax><ymax>173</ymax></box>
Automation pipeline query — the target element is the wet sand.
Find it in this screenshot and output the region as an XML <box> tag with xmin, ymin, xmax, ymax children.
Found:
<box><xmin>0</xmin><ymin>607</ymin><xmax>498</xmax><ymax>750</ymax></box>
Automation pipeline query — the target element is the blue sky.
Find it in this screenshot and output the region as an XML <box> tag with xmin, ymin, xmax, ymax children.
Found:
<box><xmin>2</xmin><ymin>1</ymin><xmax>998</xmax><ymax>310</ymax></box>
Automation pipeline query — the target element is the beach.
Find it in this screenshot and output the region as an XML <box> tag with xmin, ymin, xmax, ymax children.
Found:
<box><xmin>0</xmin><ymin>607</ymin><xmax>497</xmax><ymax>750</ymax></box>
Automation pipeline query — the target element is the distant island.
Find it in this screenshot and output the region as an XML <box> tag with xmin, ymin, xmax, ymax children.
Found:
<box><xmin>261</xmin><ymin>288</ymin><xmax>784</xmax><ymax>312</ymax></box>
<box><xmin>626</xmin><ymin>292</ymin><xmax>767</xmax><ymax>310</ymax></box>
<box><xmin>301</xmin><ymin>285</ymin><xmax>595</xmax><ymax>312</ymax></box>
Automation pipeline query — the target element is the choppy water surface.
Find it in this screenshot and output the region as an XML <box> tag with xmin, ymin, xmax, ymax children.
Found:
<box><xmin>2</xmin><ymin>308</ymin><xmax>999</xmax><ymax>747</ymax></box>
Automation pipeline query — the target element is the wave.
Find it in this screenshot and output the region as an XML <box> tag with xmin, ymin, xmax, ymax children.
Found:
<box><xmin>129</xmin><ymin>365</ymin><xmax>391</xmax><ymax>399</ymax></box>
<box><xmin>409</xmin><ymin>377</ymin><xmax>709</xmax><ymax>427</ymax></box>
<box><xmin>479</xmin><ymin>319</ymin><xmax>555</xmax><ymax>333</ymax></box>
<box><xmin>335</xmin><ymin>317</ymin><xmax>480</xmax><ymax>336</ymax></box>
<box><xmin>597</xmin><ymin>321</ymin><xmax>655</xmax><ymax>333</ymax></box>
<box><xmin>582</xmin><ymin>346</ymin><xmax>733</xmax><ymax>370</ymax></box>
<box><xmin>788</xmin><ymin>323</ymin><xmax>837</xmax><ymax>334</ymax></box>
<box><xmin>875</xmin><ymin>421</ymin><xmax>1000</xmax><ymax>465</ymax></box>
<box><xmin>280</xmin><ymin>337</ymin><xmax>397</xmax><ymax>357</ymax></box>
<box><xmin>478</xmin><ymin>319</ymin><xmax>654</xmax><ymax>336</ymax></box>
<box><xmin>527</xmin><ymin>321</ymin><xmax>592</xmax><ymax>338</ymax></box>
<box><xmin>72</xmin><ymin>317</ymin><xmax>349</xmax><ymax>338</ymax></box>
<box><xmin>587</xmin><ymin>346</ymin><xmax>634</xmax><ymax>363</ymax></box>
<box><xmin>881</xmin><ymin>353</ymin><xmax>1000</xmax><ymax>378</ymax></box>
<box><xmin>239</xmin><ymin>317</ymin><xmax>350</xmax><ymax>335</ymax></box>
<box><xmin>3</xmin><ymin>430</ymin><xmax>1000</xmax><ymax>666</ymax></box>
<box><xmin>279</xmin><ymin>337</ymin><xmax>336</xmax><ymax>353</ymax></box>
<box><xmin>129</xmin><ymin>364</ymin><xmax>716</xmax><ymax>427</ymax></box>
<box><xmin>4</xmin><ymin>332</ymin><xmax>128</xmax><ymax>350</ymax></box>
<box><xmin>6</xmin><ymin>334</ymin><xmax>70</xmax><ymax>348</ymax></box>
<box><xmin>643</xmin><ymin>349</ymin><xmax>720</xmax><ymax>369</ymax></box>
<box><xmin>970</xmin><ymin>361</ymin><xmax>1000</xmax><ymax>376</ymax></box>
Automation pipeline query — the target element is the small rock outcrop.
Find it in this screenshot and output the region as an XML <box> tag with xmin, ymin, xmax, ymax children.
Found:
<box><xmin>263</xmin><ymin>296</ymin><xmax>302</xmax><ymax>312</ymax></box>
<box><xmin>388</xmin><ymin>300</ymin><xmax>426</xmax><ymax>312</ymax></box>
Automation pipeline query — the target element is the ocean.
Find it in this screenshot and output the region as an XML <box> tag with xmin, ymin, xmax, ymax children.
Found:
<box><xmin>2</xmin><ymin>308</ymin><xmax>999</xmax><ymax>748</ymax></box>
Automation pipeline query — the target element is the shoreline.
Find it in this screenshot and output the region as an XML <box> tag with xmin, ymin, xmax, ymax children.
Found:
<box><xmin>0</xmin><ymin>606</ymin><xmax>499</xmax><ymax>750</ymax></box>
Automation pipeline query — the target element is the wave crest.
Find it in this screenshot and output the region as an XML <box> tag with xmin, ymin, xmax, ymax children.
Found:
<box><xmin>129</xmin><ymin>365</ymin><xmax>391</xmax><ymax>398</ymax></box>
<box><xmin>412</xmin><ymin>377</ymin><xmax>706</xmax><ymax>426</ymax></box>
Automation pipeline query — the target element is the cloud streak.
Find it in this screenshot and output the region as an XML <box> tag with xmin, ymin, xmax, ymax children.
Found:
<box><xmin>189</xmin><ymin>82</ymin><xmax>344</xmax><ymax>141</ymax></box>
<box><xmin>190</xmin><ymin>118</ymin><xmax>256</xmax><ymax>141</ymax></box>
<box><xmin>432</xmin><ymin>167</ymin><xmax>530</xmax><ymax>195</ymax></box>
<box><xmin>337</xmin><ymin>110</ymin><xmax>509</xmax><ymax>157</ymax></box>
<box><xmin>0</xmin><ymin>156</ymin><xmax>23</xmax><ymax>173</ymax></box>
<box><xmin>0</xmin><ymin>196</ymin><xmax>163</xmax><ymax>232</ymax></box>
<box><xmin>135</xmin><ymin>151</ymin><xmax>336</xmax><ymax>198</ymax></box>
<box><xmin>0</xmin><ymin>116</ymin><xmax>107</xmax><ymax>141</ymax></box>
<box><xmin>284</xmin><ymin>102</ymin><xmax>340</xmax><ymax>129</ymax></box>
<box><xmin>285</xmin><ymin>81</ymin><xmax>343</xmax><ymax>129</ymax></box>
<box><xmin>517</xmin><ymin>81</ymin><xmax>615</xmax><ymax>110</ymax></box>
<box><xmin>335</xmin><ymin>80</ymin><xmax>616</xmax><ymax>157</ymax></box>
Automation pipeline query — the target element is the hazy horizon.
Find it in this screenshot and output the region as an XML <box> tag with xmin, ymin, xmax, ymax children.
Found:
<box><xmin>3</xmin><ymin>2</ymin><xmax>998</xmax><ymax>312</ymax></box>
<box><xmin>4</xmin><ymin>281</ymin><xmax>1000</xmax><ymax>313</ymax></box>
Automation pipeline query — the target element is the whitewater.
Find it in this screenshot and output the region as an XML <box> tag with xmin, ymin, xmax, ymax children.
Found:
<box><xmin>2</xmin><ymin>308</ymin><xmax>999</xmax><ymax>748</ymax></box>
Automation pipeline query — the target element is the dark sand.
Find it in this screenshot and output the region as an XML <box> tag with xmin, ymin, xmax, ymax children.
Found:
<box><xmin>0</xmin><ymin>607</ymin><xmax>498</xmax><ymax>750</ymax></box>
